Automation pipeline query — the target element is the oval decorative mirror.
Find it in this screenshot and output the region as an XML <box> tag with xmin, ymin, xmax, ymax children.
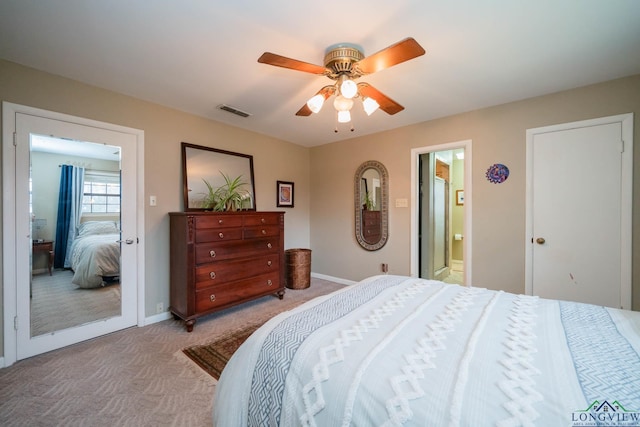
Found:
<box><xmin>354</xmin><ymin>160</ymin><xmax>389</xmax><ymax>251</ymax></box>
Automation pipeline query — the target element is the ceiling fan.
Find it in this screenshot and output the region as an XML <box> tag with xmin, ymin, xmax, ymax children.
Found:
<box><xmin>257</xmin><ymin>37</ymin><xmax>425</xmax><ymax>126</ymax></box>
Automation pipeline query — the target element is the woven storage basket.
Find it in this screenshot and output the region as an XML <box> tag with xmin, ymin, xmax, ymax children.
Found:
<box><xmin>285</xmin><ymin>248</ymin><xmax>311</xmax><ymax>289</ymax></box>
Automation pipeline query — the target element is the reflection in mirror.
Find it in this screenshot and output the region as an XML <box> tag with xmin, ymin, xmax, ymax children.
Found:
<box><xmin>355</xmin><ymin>160</ymin><xmax>388</xmax><ymax>251</ymax></box>
<box><xmin>182</xmin><ymin>142</ymin><xmax>256</xmax><ymax>211</ymax></box>
<box><xmin>30</xmin><ymin>136</ymin><xmax>122</xmax><ymax>337</ymax></box>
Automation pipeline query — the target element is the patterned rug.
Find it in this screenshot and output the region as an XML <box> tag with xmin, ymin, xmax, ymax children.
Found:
<box><xmin>182</xmin><ymin>323</ymin><xmax>263</xmax><ymax>379</ymax></box>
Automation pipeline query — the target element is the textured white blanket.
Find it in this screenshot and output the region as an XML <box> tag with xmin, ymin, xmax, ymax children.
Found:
<box><xmin>69</xmin><ymin>233</ymin><xmax>120</xmax><ymax>288</ymax></box>
<box><xmin>213</xmin><ymin>275</ymin><xmax>640</xmax><ymax>426</ymax></box>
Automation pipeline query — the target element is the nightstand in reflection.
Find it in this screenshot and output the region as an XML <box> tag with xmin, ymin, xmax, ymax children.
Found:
<box><xmin>32</xmin><ymin>240</ymin><xmax>54</xmax><ymax>276</ymax></box>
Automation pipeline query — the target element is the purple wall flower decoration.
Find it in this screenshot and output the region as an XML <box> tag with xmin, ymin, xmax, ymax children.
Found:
<box><xmin>486</xmin><ymin>163</ymin><xmax>509</xmax><ymax>184</ymax></box>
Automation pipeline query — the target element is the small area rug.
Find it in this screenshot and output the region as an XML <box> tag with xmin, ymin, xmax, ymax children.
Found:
<box><xmin>182</xmin><ymin>323</ymin><xmax>263</xmax><ymax>380</ymax></box>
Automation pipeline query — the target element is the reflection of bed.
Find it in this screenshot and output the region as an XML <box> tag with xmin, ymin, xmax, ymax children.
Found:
<box><xmin>69</xmin><ymin>221</ymin><xmax>120</xmax><ymax>288</ymax></box>
<box><xmin>213</xmin><ymin>275</ymin><xmax>640</xmax><ymax>426</ymax></box>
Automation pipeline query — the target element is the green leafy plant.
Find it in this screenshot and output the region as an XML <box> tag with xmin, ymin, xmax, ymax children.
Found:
<box><xmin>202</xmin><ymin>172</ymin><xmax>251</xmax><ymax>211</ymax></box>
<box><xmin>362</xmin><ymin>191</ymin><xmax>375</xmax><ymax>210</ymax></box>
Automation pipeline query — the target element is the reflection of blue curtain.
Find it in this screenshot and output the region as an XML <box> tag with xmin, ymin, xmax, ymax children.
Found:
<box><xmin>54</xmin><ymin>165</ymin><xmax>85</xmax><ymax>268</ymax></box>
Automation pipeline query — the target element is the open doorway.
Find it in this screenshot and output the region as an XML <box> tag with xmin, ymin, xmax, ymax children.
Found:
<box><xmin>410</xmin><ymin>140</ymin><xmax>471</xmax><ymax>285</ymax></box>
<box><xmin>419</xmin><ymin>150</ymin><xmax>464</xmax><ymax>284</ymax></box>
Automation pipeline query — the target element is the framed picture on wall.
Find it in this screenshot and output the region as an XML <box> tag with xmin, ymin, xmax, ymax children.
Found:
<box><xmin>456</xmin><ymin>189</ymin><xmax>464</xmax><ymax>206</ymax></box>
<box><xmin>277</xmin><ymin>181</ymin><xmax>294</xmax><ymax>207</ymax></box>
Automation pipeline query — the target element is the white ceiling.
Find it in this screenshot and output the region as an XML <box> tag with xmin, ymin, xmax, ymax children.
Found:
<box><xmin>31</xmin><ymin>135</ymin><xmax>120</xmax><ymax>161</ymax></box>
<box><xmin>1</xmin><ymin>1</ymin><xmax>639</xmax><ymax>148</ymax></box>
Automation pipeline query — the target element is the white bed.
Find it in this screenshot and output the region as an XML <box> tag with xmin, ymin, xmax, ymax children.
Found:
<box><xmin>69</xmin><ymin>221</ymin><xmax>121</xmax><ymax>288</ymax></box>
<box><xmin>213</xmin><ymin>275</ymin><xmax>640</xmax><ymax>426</ymax></box>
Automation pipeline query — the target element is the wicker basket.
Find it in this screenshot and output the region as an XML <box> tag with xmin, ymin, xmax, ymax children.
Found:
<box><xmin>285</xmin><ymin>248</ymin><xmax>311</xmax><ymax>289</ymax></box>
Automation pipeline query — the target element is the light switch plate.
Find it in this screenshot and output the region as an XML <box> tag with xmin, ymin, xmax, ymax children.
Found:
<box><xmin>395</xmin><ymin>198</ymin><xmax>408</xmax><ymax>208</ymax></box>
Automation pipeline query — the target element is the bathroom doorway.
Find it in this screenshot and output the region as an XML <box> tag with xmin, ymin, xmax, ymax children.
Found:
<box><xmin>411</xmin><ymin>140</ymin><xmax>471</xmax><ymax>286</ymax></box>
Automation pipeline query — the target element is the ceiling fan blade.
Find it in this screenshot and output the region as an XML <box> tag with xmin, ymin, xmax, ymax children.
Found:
<box><xmin>296</xmin><ymin>85</ymin><xmax>336</xmax><ymax>116</ymax></box>
<box><xmin>355</xmin><ymin>37</ymin><xmax>426</xmax><ymax>75</ymax></box>
<box><xmin>295</xmin><ymin>104</ymin><xmax>313</xmax><ymax>116</ymax></box>
<box><xmin>357</xmin><ymin>83</ymin><xmax>404</xmax><ymax>115</ymax></box>
<box><xmin>258</xmin><ymin>52</ymin><xmax>328</xmax><ymax>75</ymax></box>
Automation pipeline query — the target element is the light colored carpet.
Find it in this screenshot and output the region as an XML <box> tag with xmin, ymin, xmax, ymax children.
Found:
<box><xmin>31</xmin><ymin>270</ymin><xmax>121</xmax><ymax>336</ymax></box>
<box><xmin>442</xmin><ymin>269</ymin><xmax>464</xmax><ymax>285</ymax></box>
<box><xmin>0</xmin><ymin>278</ymin><xmax>345</xmax><ymax>426</ymax></box>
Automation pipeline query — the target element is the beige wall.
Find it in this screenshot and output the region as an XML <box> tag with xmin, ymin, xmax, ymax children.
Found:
<box><xmin>451</xmin><ymin>157</ymin><xmax>464</xmax><ymax>261</ymax></box>
<box><xmin>0</xmin><ymin>59</ymin><xmax>311</xmax><ymax>356</ymax></box>
<box><xmin>310</xmin><ymin>74</ymin><xmax>640</xmax><ymax>311</ymax></box>
<box><xmin>1</xmin><ymin>58</ymin><xmax>638</xmax><ymax>360</ymax></box>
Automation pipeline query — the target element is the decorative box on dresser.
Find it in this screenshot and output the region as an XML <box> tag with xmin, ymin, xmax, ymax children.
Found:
<box><xmin>169</xmin><ymin>211</ymin><xmax>285</xmax><ymax>332</ymax></box>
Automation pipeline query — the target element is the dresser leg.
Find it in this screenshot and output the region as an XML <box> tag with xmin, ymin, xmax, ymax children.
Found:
<box><xmin>185</xmin><ymin>319</ymin><xmax>196</xmax><ymax>332</ymax></box>
<box><xmin>277</xmin><ymin>289</ymin><xmax>285</xmax><ymax>300</ymax></box>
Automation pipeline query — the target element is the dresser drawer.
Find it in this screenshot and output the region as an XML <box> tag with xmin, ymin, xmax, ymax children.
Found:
<box><xmin>195</xmin><ymin>237</ymin><xmax>280</xmax><ymax>264</ymax></box>
<box><xmin>244</xmin><ymin>214</ymin><xmax>280</xmax><ymax>226</ymax></box>
<box><xmin>195</xmin><ymin>227</ymin><xmax>243</xmax><ymax>243</ymax></box>
<box><xmin>195</xmin><ymin>272</ymin><xmax>281</xmax><ymax>312</ymax></box>
<box><xmin>195</xmin><ymin>253</ymin><xmax>279</xmax><ymax>289</ymax></box>
<box><xmin>243</xmin><ymin>225</ymin><xmax>280</xmax><ymax>239</ymax></box>
<box><xmin>195</xmin><ymin>214</ymin><xmax>243</xmax><ymax>229</ymax></box>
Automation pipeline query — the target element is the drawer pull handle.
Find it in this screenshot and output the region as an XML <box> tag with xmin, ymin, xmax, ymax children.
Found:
<box><xmin>209</xmin><ymin>271</ymin><xmax>216</xmax><ymax>279</ymax></box>
<box><xmin>261</xmin><ymin>229</ymin><xmax>267</xmax><ymax>235</ymax></box>
<box><xmin>210</xmin><ymin>294</ymin><xmax>216</xmax><ymax>302</ymax></box>
<box><xmin>267</xmin><ymin>243</ymin><xmax>272</xmax><ymax>249</ymax></box>
<box><xmin>261</xmin><ymin>218</ymin><xmax>266</xmax><ymax>224</ymax></box>
<box><xmin>209</xmin><ymin>250</ymin><xmax>216</xmax><ymax>258</ymax></box>
<box><xmin>267</xmin><ymin>260</ymin><xmax>272</xmax><ymax>266</ymax></box>
<box><xmin>267</xmin><ymin>279</ymin><xmax>273</xmax><ymax>286</ymax></box>
<box><xmin>218</xmin><ymin>219</ymin><xmax>223</xmax><ymax>224</ymax></box>
<box><xmin>219</xmin><ymin>232</ymin><xmax>224</xmax><ymax>239</ymax></box>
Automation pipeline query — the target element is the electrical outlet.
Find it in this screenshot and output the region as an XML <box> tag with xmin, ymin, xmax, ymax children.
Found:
<box><xmin>156</xmin><ymin>302</ymin><xmax>163</xmax><ymax>313</ymax></box>
<box><xmin>381</xmin><ymin>263</ymin><xmax>388</xmax><ymax>273</ymax></box>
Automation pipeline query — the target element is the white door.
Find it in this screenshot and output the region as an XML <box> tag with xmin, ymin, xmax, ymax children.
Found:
<box><xmin>9</xmin><ymin>111</ymin><xmax>139</xmax><ymax>360</ymax></box>
<box><xmin>526</xmin><ymin>114</ymin><xmax>633</xmax><ymax>309</ymax></box>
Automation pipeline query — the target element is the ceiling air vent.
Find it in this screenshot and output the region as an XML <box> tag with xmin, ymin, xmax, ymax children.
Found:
<box><xmin>217</xmin><ymin>104</ymin><xmax>252</xmax><ymax>118</ymax></box>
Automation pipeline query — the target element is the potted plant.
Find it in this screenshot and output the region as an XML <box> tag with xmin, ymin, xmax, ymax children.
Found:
<box><xmin>202</xmin><ymin>172</ymin><xmax>251</xmax><ymax>211</ymax></box>
<box><xmin>362</xmin><ymin>191</ymin><xmax>375</xmax><ymax>210</ymax></box>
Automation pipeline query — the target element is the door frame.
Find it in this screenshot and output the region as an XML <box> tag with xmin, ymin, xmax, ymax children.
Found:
<box><xmin>2</xmin><ymin>102</ymin><xmax>146</xmax><ymax>366</ymax></box>
<box><xmin>525</xmin><ymin>113</ymin><xmax>633</xmax><ymax>309</ymax></box>
<box><xmin>411</xmin><ymin>140</ymin><xmax>472</xmax><ymax>284</ymax></box>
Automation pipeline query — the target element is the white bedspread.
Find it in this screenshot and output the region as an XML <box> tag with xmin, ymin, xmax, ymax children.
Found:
<box><xmin>213</xmin><ymin>275</ymin><xmax>640</xmax><ymax>426</ymax></box>
<box><xmin>69</xmin><ymin>233</ymin><xmax>120</xmax><ymax>288</ymax></box>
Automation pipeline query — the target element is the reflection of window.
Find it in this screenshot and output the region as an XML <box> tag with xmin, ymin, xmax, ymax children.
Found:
<box><xmin>82</xmin><ymin>171</ymin><xmax>120</xmax><ymax>213</ymax></box>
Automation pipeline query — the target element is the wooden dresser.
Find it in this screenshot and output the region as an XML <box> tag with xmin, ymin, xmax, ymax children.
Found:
<box><xmin>361</xmin><ymin>210</ymin><xmax>381</xmax><ymax>245</ymax></box>
<box><xmin>169</xmin><ymin>211</ymin><xmax>285</xmax><ymax>332</ymax></box>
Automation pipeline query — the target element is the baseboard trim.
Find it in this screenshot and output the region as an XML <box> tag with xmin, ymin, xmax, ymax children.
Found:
<box><xmin>144</xmin><ymin>311</ymin><xmax>172</xmax><ymax>326</ymax></box>
<box><xmin>311</xmin><ymin>272</ymin><xmax>357</xmax><ymax>286</ymax></box>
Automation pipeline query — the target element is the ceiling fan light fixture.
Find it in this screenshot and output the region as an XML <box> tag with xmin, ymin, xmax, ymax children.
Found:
<box><xmin>306</xmin><ymin>94</ymin><xmax>325</xmax><ymax>114</ymax></box>
<box><xmin>362</xmin><ymin>97</ymin><xmax>380</xmax><ymax>116</ymax></box>
<box><xmin>337</xmin><ymin>110</ymin><xmax>351</xmax><ymax>123</ymax></box>
<box><xmin>333</xmin><ymin>95</ymin><xmax>353</xmax><ymax>112</ymax></box>
<box><xmin>339</xmin><ymin>75</ymin><xmax>358</xmax><ymax>99</ymax></box>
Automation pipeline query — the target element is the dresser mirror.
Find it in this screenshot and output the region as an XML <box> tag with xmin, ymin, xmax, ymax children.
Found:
<box><xmin>354</xmin><ymin>160</ymin><xmax>388</xmax><ymax>250</ymax></box>
<box><xmin>182</xmin><ymin>142</ymin><xmax>256</xmax><ymax>211</ymax></box>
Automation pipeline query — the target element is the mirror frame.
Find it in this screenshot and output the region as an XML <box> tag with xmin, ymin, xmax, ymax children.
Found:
<box><xmin>354</xmin><ymin>160</ymin><xmax>389</xmax><ymax>251</ymax></box>
<box><xmin>181</xmin><ymin>142</ymin><xmax>257</xmax><ymax>211</ymax></box>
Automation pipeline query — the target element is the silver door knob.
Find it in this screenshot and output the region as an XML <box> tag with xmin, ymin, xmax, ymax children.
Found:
<box><xmin>117</xmin><ymin>239</ymin><xmax>135</xmax><ymax>245</ymax></box>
